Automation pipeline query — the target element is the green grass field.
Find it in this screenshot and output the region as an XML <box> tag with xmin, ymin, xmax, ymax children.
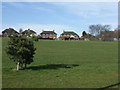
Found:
<box><xmin>2</xmin><ymin>38</ymin><xmax>118</xmax><ymax>88</ymax></box>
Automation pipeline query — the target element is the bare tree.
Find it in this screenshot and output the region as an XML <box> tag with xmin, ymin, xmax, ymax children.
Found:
<box><xmin>89</xmin><ymin>24</ymin><xmax>111</xmax><ymax>36</ymax></box>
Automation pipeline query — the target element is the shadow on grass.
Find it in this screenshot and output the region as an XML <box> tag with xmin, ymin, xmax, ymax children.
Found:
<box><xmin>27</xmin><ymin>64</ymin><xmax>79</xmax><ymax>70</ymax></box>
<box><xmin>98</xmin><ymin>82</ymin><xmax>120</xmax><ymax>90</ymax></box>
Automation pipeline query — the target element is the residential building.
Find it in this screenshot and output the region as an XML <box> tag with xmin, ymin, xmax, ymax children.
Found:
<box><xmin>59</xmin><ymin>31</ymin><xmax>79</xmax><ymax>40</ymax></box>
<box><xmin>40</xmin><ymin>30</ymin><xmax>57</xmax><ymax>40</ymax></box>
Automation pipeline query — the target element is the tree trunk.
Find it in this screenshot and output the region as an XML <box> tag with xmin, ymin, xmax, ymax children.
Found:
<box><xmin>24</xmin><ymin>64</ymin><xmax>27</xmax><ymax>69</ymax></box>
<box><xmin>20</xmin><ymin>63</ymin><xmax>23</xmax><ymax>70</ymax></box>
<box><xmin>16</xmin><ymin>62</ymin><xmax>20</xmax><ymax>71</ymax></box>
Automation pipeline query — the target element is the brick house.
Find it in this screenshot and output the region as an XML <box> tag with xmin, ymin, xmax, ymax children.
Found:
<box><xmin>40</xmin><ymin>30</ymin><xmax>57</xmax><ymax>40</ymax></box>
<box><xmin>59</xmin><ymin>31</ymin><xmax>79</xmax><ymax>40</ymax></box>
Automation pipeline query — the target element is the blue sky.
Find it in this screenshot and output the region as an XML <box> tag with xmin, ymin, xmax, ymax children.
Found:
<box><xmin>2</xmin><ymin>2</ymin><xmax>118</xmax><ymax>36</ymax></box>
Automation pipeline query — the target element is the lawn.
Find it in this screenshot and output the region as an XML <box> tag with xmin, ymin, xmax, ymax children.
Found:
<box><xmin>2</xmin><ymin>38</ymin><xmax>118</xmax><ymax>88</ymax></box>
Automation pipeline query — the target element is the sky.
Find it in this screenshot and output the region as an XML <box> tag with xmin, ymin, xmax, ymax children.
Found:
<box><xmin>2</xmin><ymin>2</ymin><xmax>118</xmax><ymax>36</ymax></box>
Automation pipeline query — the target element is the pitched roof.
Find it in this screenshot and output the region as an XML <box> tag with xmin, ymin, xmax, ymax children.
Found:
<box><xmin>22</xmin><ymin>29</ymin><xmax>36</xmax><ymax>34</ymax></box>
<box><xmin>41</xmin><ymin>31</ymin><xmax>57</xmax><ymax>34</ymax></box>
<box><xmin>61</xmin><ymin>31</ymin><xmax>79</xmax><ymax>36</ymax></box>
<box><xmin>2</xmin><ymin>28</ymin><xmax>19</xmax><ymax>34</ymax></box>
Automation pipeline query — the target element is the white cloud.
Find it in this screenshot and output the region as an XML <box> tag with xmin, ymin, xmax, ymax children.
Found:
<box><xmin>3</xmin><ymin>2</ymin><xmax>117</xmax><ymax>19</ymax></box>
<box><xmin>52</xmin><ymin>2</ymin><xmax>118</xmax><ymax>19</ymax></box>
<box><xmin>2</xmin><ymin>2</ymin><xmax>56</xmax><ymax>14</ymax></box>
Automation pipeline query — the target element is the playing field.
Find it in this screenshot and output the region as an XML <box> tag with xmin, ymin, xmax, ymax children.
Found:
<box><xmin>2</xmin><ymin>38</ymin><xmax>118</xmax><ymax>88</ymax></box>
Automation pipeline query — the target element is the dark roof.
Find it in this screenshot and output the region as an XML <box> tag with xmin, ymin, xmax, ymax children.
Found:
<box><xmin>2</xmin><ymin>28</ymin><xmax>19</xmax><ymax>34</ymax></box>
<box><xmin>41</xmin><ymin>31</ymin><xmax>57</xmax><ymax>34</ymax></box>
<box><xmin>22</xmin><ymin>29</ymin><xmax>36</xmax><ymax>34</ymax></box>
<box><xmin>61</xmin><ymin>31</ymin><xmax>79</xmax><ymax>36</ymax></box>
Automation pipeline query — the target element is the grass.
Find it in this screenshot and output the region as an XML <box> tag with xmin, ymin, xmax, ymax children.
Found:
<box><xmin>2</xmin><ymin>38</ymin><xmax>119</xmax><ymax>88</ymax></box>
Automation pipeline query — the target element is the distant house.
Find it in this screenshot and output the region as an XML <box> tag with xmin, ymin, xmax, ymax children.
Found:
<box><xmin>2</xmin><ymin>28</ymin><xmax>19</xmax><ymax>37</ymax></box>
<box><xmin>59</xmin><ymin>31</ymin><xmax>79</xmax><ymax>40</ymax></box>
<box><xmin>40</xmin><ymin>30</ymin><xmax>57</xmax><ymax>40</ymax></box>
<box><xmin>100</xmin><ymin>31</ymin><xmax>116</xmax><ymax>41</ymax></box>
<box><xmin>114</xmin><ymin>29</ymin><xmax>120</xmax><ymax>41</ymax></box>
<box><xmin>21</xmin><ymin>29</ymin><xmax>36</xmax><ymax>37</ymax></box>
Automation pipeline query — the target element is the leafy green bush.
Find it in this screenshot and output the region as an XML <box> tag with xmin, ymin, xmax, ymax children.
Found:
<box><xmin>6</xmin><ymin>35</ymin><xmax>36</xmax><ymax>70</ymax></box>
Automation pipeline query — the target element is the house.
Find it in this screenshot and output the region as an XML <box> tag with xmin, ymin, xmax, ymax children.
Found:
<box><xmin>21</xmin><ymin>29</ymin><xmax>36</xmax><ymax>37</ymax></box>
<box><xmin>114</xmin><ymin>29</ymin><xmax>120</xmax><ymax>41</ymax></box>
<box><xmin>100</xmin><ymin>31</ymin><xmax>116</xmax><ymax>41</ymax></box>
<box><xmin>40</xmin><ymin>30</ymin><xmax>57</xmax><ymax>40</ymax></box>
<box><xmin>2</xmin><ymin>28</ymin><xmax>19</xmax><ymax>37</ymax></box>
<box><xmin>59</xmin><ymin>31</ymin><xmax>79</xmax><ymax>40</ymax></box>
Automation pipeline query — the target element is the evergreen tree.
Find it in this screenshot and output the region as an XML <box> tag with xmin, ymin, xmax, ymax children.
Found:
<box><xmin>82</xmin><ymin>31</ymin><xmax>87</xmax><ymax>37</ymax></box>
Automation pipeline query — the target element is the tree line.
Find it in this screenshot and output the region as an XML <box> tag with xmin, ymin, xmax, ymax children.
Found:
<box><xmin>82</xmin><ymin>24</ymin><xmax>120</xmax><ymax>41</ymax></box>
<box><xmin>1</xmin><ymin>24</ymin><xmax>120</xmax><ymax>41</ymax></box>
